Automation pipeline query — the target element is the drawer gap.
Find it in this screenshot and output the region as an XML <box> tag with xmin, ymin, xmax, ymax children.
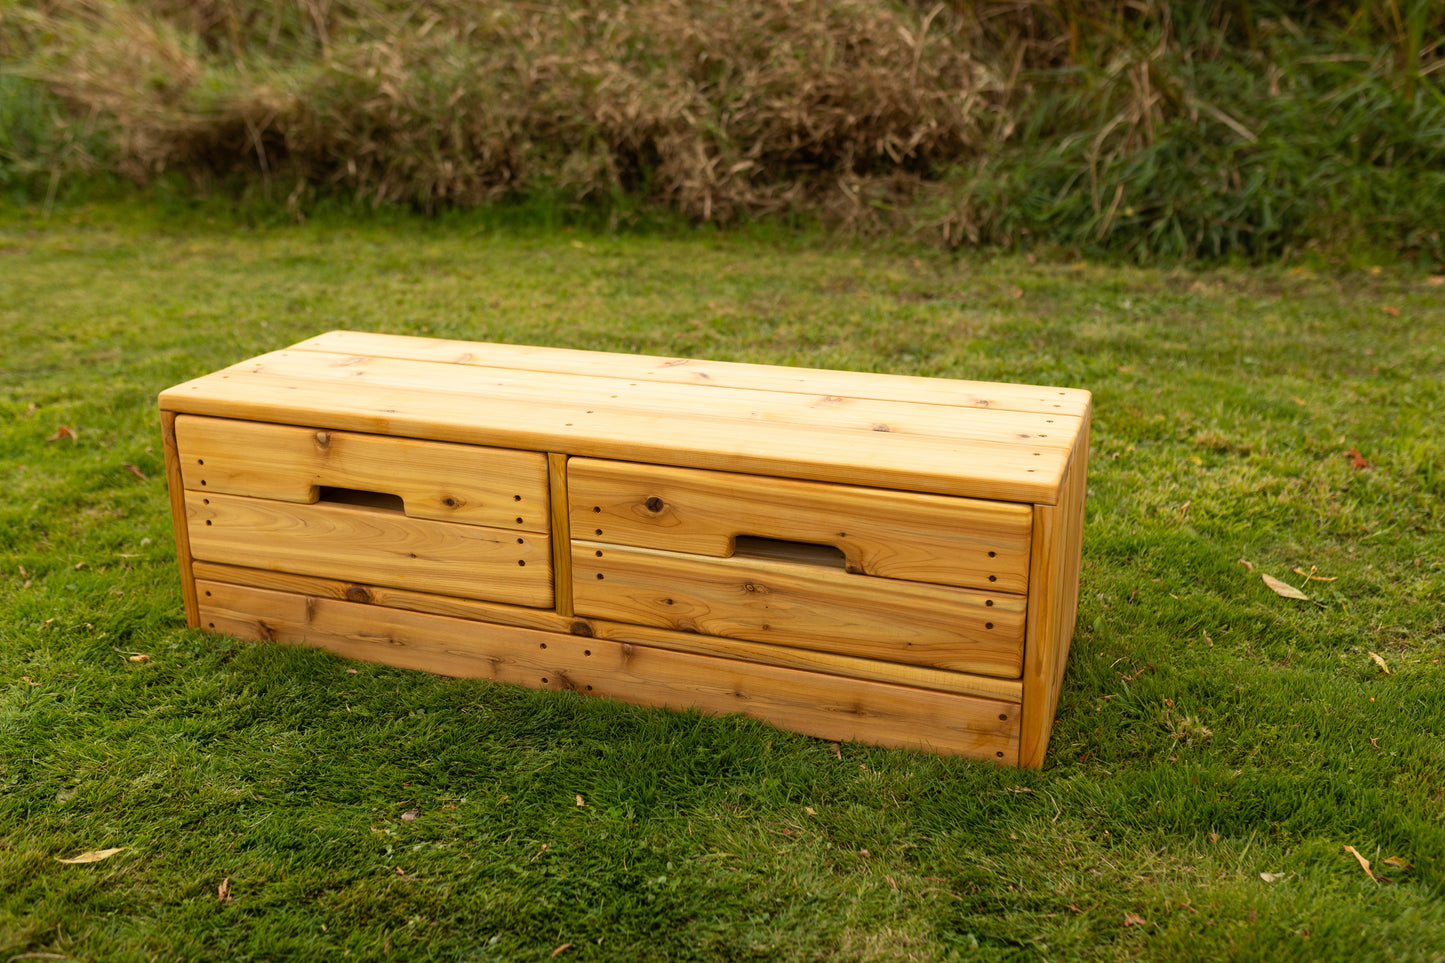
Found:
<box><xmin>733</xmin><ymin>535</ymin><xmax>847</xmax><ymax>571</ymax></box>
<box><xmin>319</xmin><ymin>486</ymin><xmax>406</xmax><ymax>514</ymax></box>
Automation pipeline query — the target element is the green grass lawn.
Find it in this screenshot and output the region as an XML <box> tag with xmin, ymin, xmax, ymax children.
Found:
<box><xmin>1</xmin><ymin>201</ymin><xmax>1442</xmax><ymax>962</ymax></box>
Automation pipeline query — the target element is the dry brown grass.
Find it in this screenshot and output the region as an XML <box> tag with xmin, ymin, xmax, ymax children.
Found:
<box><xmin>14</xmin><ymin>0</ymin><xmax>1009</xmax><ymax>223</ymax></box>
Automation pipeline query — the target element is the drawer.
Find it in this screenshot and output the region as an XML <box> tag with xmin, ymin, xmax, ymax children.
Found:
<box><xmin>175</xmin><ymin>416</ymin><xmax>550</xmax><ymax>532</ymax></box>
<box><xmin>568</xmin><ymin>458</ymin><xmax>1030</xmax><ymax>593</ymax></box>
<box><xmin>187</xmin><ymin>491</ymin><xmax>553</xmax><ymax>607</ymax></box>
<box><xmin>570</xmin><ymin>540</ymin><xmax>1025</xmax><ymax>677</ymax></box>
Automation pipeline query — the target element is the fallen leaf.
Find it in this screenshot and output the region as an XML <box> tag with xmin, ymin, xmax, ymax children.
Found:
<box><xmin>1238</xmin><ymin>558</ymin><xmax>1255</xmax><ymax>571</ymax></box>
<box><xmin>1382</xmin><ymin>305</ymin><xmax>1400</xmax><ymax>317</ymax></box>
<box><xmin>804</xmin><ymin>806</ymin><xmax>817</xmax><ymax>816</ymax></box>
<box><xmin>830</xmin><ymin>743</ymin><xmax>842</xmax><ymax>759</ymax></box>
<box><xmin>1123</xmin><ymin>912</ymin><xmax>1148</xmax><ymax>927</ymax></box>
<box><xmin>551</xmin><ymin>944</ymin><xmax>572</xmax><ymax>958</ymax></box>
<box><xmin>1262</xmin><ymin>573</ymin><xmax>1309</xmax><ymax>601</ymax></box>
<box><xmin>128</xmin><ymin>654</ymin><xmax>151</xmax><ymax>663</ymax></box>
<box><xmin>1370</xmin><ymin>737</ymin><xmax>1380</xmax><ymax>748</ymax></box>
<box><xmin>1346</xmin><ymin>447</ymin><xmax>1372</xmax><ymax>470</ymax></box>
<box><xmin>218</xmin><ymin>877</ymin><xmax>232</xmax><ymax>902</ymax></box>
<box><xmin>1291</xmin><ymin>566</ymin><xmax>1338</xmax><ymax>582</ymax></box>
<box><xmin>1344</xmin><ymin>845</ymin><xmax>1389</xmax><ymax>883</ymax></box>
<box><xmin>46</xmin><ymin>425</ymin><xmax>77</xmax><ymax>442</ymax></box>
<box><xmin>1368</xmin><ymin>652</ymin><xmax>1391</xmax><ymax>674</ymax></box>
<box><xmin>1427</xmin><ymin>275</ymin><xmax>1444</xmax><ymax>286</ymax></box>
<box><xmin>395</xmin><ymin>866</ymin><xmax>406</xmax><ymax>876</ymax></box>
<box><xmin>575</xmin><ymin>794</ymin><xmax>585</xmax><ymax>808</ymax></box>
<box><xmin>124</xmin><ymin>463</ymin><xmax>148</xmax><ymax>481</ymax></box>
<box><xmin>1066</xmin><ymin>903</ymin><xmax>1083</xmax><ymax>914</ymax></box>
<box><xmin>1260</xmin><ymin>872</ymin><xmax>1287</xmax><ymax>882</ymax></box>
<box><xmin>401</xmin><ymin>809</ymin><xmax>419</xmax><ymax>822</ymax></box>
<box><xmin>1010</xmin><ymin>286</ymin><xmax>1024</xmax><ymax>299</ymax></box>
<box><xmin>1381</xmin><ymin>857</ymin><xmax>1413</xmax><ymax>870</ymax></box>
<box><xmin>57</xmin><ymin>847</ymin><xmax>125</xmax><ymax>864</ymax></box>
<box><xmin>885</xmin><ymin>875</ymin><xmax>898</xmax><ymax>890</ymax></box>
<box><xmin>1208</xmin><ymin>833</ymin><xmax>1219</xmax><ymax>845</ymax></box>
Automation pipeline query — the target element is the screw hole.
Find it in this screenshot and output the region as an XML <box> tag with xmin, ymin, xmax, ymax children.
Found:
<box><xmin>205</xmin><ymin>590</ymin><xmax>212</xmax><ymax>597</ymax></box>
<box><xmin>205</xmin><ymin>520</ymin><xmax>212</xmax><ymax>526</ymax></box>
<box><xmin>516</xmin><ymin>517</ymin><xmax>523</xmax><ymax>524</ymax></box>
<box><xmin>595</xmin><ymin>528</ymin><xmax>603</xmax><ymax>536</ymax></box>
<box><xmin>517</xmin><ymin>538</ymin><xmax>524</xmax><ymax>545</ymax></box>
<box><xmin>596</xmin><ymin>573</ymin><xmax>605</xmax><ymax>580</ymax></box>
<box><xmin>200</xmin><ymin>480</ymin><xmax>207</xmax><ymax>486</ymax></box>
<box><xmin>985</xmin><ymin>622</ymin><xmax>994</xmax><ymax>629</ymax></box>
<box><xmin>593</xmin><ymin>506</ymin><xmax>601</xmax><ymax>513</ymax></box>
<box><xmin>586</xmin><ymin>685</ymin><xmax>593</xmax><ymax>691</ymax></box>
<box><xmin>996</xmin><ymin>751</ymin><xmax>1004</xmax><ymax>758</ymax></box>
<box><xmin>986</xmin><ymin>600</ymin><xmax>994</xmax><ymax>607</ymax></box>
<box><xmin>541</xmin><ymin>677</ymin><xmax>548</xmax><ymax>684</ymax></box>
<box><xmin>988</xmin><ymin>575</ymin><xmax>997</xmax><ymax>582</ymax></box>
<box><xmin>197</xmin><ymin>459</ymin><xmax>204</xmax><ymax>465</ymax></box>
<box><xmin>998</xmin><ymin>713</ymin><xmax>1007</xmax><ymax>721</ymax></box>
<box><xmin>540</xmin><ymin>642</ymin><xmax>547</xmax><ymax>649</ymax></box>
<box><xmin>595</xmin><ymin>550</ymin><xmax>603</xmax><ymax>557</ymax></box>
<box><xmin>208</xmin><ymin>622</ymin><xmax>215</xmax><ymax>629</ymax></box>
<box><xmin>584</xmin><ymin>649</ymin><xmax>591</xmax><ymax>656</ymax></box>
<box><xmin>513</xmin><ymin>495</ymin><xmax>522</xmax><ymax>501</ymax></box>
<box><xmin>987</xmin><ymin>551</ymin><xmax>996</xmax><ymax>558</ymax></box>
<box><xmin>517</xmin><ymin>560</ymin><xmax>525</xmax><ymax>567</ymax></box>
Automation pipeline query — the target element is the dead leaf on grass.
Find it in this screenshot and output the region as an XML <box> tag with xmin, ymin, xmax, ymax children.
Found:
<box><xmin>1344</xmin><ymin>845</ymin><xmax>1390</xmax><ymax>883</ymax></box>
<box><xmin>1262</xmin><ymin>574</ymin><xmax>1309</xmax><ymax>601</ymax></box>
<box><xmin>1238</xmin><ymin>558</ymin><xmax>1255</xmax><ymax>571</ymax></box>
<box><xmin>401</xmin><ymin>809</ymin><xmax>419</xmax><ymax>822</ymax></box>
<box><xmin>57</xmin><ymin>847</ymin><xmax>125</xmax><ymax>864</ymax></box>
<box><xmin>1427</xmin><ymin>275</ymin><xmax>1444</xmax><ymax>286</ymax></box>
<box><xmin>128</xmin><ymin>654</ymin><xmax>151</xmax><ymax>663</ymax></box>
<box><xmin>575</xmin><ymin>794</ymin><xmax>585</xmax><ymax>808</ymax></box>
<box><xmin>1291</xmin><ymin>566</ymin><xmax>1337</xmax><ymax>582</ymax></box>
<box><xmin>1260</xmin><ymin>872</ymin><xmax>1287</xmax><ymax>882</ymax></box>
<box><xmin>804</xmin><ymin>806</ymin><xmax>817</xmax><ymax>816</ymax></box>
<box><xmin>46</xmin><ymin>425</ymin><xmax>77</xmax><ymax>442</ymax></box>
<box><xmin>124</xmin><ymin>463</ymin><xmax>148</xmax><ymax>481</ymax></box>
<box><xmin>1382</xmin><ymin>305</ymin><xmax>1401</xmax><ymax>317</ymax></box>
<box><xmin>551</xmin><ymin>944</ymin><xmax>572</xmax><ymax>958</ymax></box>
<box><xmin>1368</xmin><ymin>652</ymin><xmax>1391</xmax><ymax>674</ymax></box>
<box><xmin>1381</xmin><ymin>857</ymin><xmax>1413</xmax><ymax>870</ymax></box>
<box><xmin>1123</xmin><ymin>912</ymin><xmax>1148</xmax><ymax>927</ymax></box>
<box><xmin>1346</xmin><ymin>447</ymin><xmax>1372</xmax><ymax>470</ymax></box>
<box><xmin>218</xmin><ymin>877</ymin><xmax>232</xmax><ymax>902</ymax></box>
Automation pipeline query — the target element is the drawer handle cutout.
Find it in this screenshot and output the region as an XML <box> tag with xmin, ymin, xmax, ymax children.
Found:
<box><xmin>318</xmin><ymin>487</ymin><xmax>406</xmax><ymax>514</ymax></box>
<box><xmin>733</xmin><ymin>536</ymin><xmax>847</xmax><ymax>570</ymax></box>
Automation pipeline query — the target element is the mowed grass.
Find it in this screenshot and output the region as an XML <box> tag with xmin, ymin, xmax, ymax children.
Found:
<box><xmin>0</xmin><ymin>201</ymin><xmax>1442</xmax><ymax>961</ymax></box>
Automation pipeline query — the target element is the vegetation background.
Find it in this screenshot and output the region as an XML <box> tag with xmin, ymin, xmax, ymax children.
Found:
<box><xmin>2</xmin><ymin>0</ymin><xmax>1443</xmax><ymax>262</ymax></box>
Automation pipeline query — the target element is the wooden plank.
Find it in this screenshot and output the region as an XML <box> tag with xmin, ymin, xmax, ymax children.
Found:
<box><xmin>548</xmin><ymin>453</ymin><xmax>574</xmax><ymax>617</ymax></box>
<box><xmin>160</xmin><ymin>410</ymin><xmax>200</xmax><ymax>627</ymax></box>
<box><xmin>289</xmin><ymin>330</ymin><xmax>1092</xmax><ymax>418</ymax></box>
<box><xmin>174</xmin><ymin>415</ymin><xmax>548</xmax><ymax>532</ymax></box>
<box><xmin>572</xmin><ymin>541</ymin><xmax>1025</xmax><ymax>677</ymax></box>
<box><xmin>1018</xmin><ymin>405</ymin><xmax>1091</xmax><ymax>768</ymax></box>
<box><xmin>190</xmin><ymin>561</ymin><xmax>1021</xmax><ymax>701</ymax></box>
<box><xmin>569</xmin><ymin>458</ymin><xmax>1031</xmax><ymax>593</ymax></box>
<box><xmin>159</xmin><ymin>361</ymin><xmax>1072</xmax><ymax>503</ymax></box>
<box><xmin>207</xmin><ymin>349</ymin><xmax>1078</xmax><ymax>450</ymax></box>
<box><xmin>196</xmin><ymin>580</ymin><xmax>1021</xmax><ymax>761</ymax></box>
<box><xmin>186</xmin><ymin>492</ymin><xmax>553</xmax><ymax>607</ymax></box>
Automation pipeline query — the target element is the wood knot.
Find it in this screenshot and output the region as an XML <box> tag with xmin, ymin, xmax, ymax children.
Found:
<box><xmin>569</xmin><ymin>620</ymin><xmax>594</xmax><ymax>637</ymax></box>
<box><xmin>344</xmin><ymin>584</ymin><xmax>371</xmax><ymax>603</ymax></box>
<box><xmin>314</xmin><ymin>431</ymin><xmax>330</xmax><ymax>447</ymax></box>
<box><xmin>644</xmin><ymin>496</ymin><xmax>665</xmax><ymax>513</ymax></box>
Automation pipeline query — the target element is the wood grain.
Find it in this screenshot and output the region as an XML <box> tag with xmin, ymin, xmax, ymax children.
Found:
<box><xmin>190</xmin><ymin>561</ymin><xmax>1022</xmax><ymax>701</ymax></box>
<box><xmin>174</xmin><ymin>415</ymin><xmax>548</xmax><ymax>532</ymax></box>
<box><xmin>548</xmin><ymin>453</ymin><xmax>574</xmax><ymax>617</ymax></box>
<box><xmin>160</xmin><ymin>410</ymin><xmax>199</xmax><ymax>627</ymax></box>
<box><xmin>186</xmin><ymin>491</ymin><xmax>554</xmax><ymax>607</ymax></box>
<box><xmin>572</xmin><ymin>540</ymin><xmax>1026</xmax><ymax>676</ymax></box>
<box><xmin>197</xmin><ymin>580</ymin><xmax>1021</xmax><ymax>760</ymax></box>
<box><xmin>569</xmin><ymin>458</ymin><xmax>1031</xmax><ymax>592</ymax></box>
<box><xmin>1019</xmin><ymin>405</ymin><xmax>1092</xmax><ymax>768</ymax></box>
<box><xmin>289</xmin><ymin>330</ymin><xmax>1092</xmax><ymax>418</ymax></box>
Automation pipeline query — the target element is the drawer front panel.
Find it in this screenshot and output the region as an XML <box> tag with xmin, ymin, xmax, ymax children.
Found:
<box><xmin>175</xmin><ymin>415</ymin><xmax>549</xmax><ymax>532</ymax></box>
<box><xmin>569</xmin><ymin>459</ymin><xmax>1030</xmax><ymax>593</ymax></box>
<box><xmin>571</xmin><ymin>541</ymin><xmax>1025</xmax><ymax>677</ymax></box>
<box><xmin>187</xmin><ymin>492</ymin><xmax>553</xmax><ymax>607</ymax></box>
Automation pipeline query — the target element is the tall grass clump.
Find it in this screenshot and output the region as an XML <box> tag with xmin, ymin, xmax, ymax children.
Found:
<box><xmin>3</xmin><ymin>0</ymin><xmax>1443</xmax><ymax>261</ymax></box>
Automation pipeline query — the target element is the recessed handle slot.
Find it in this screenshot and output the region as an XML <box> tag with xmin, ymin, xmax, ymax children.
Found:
<box><xmin>318</xmin><ymin>487</ymin><xmax>406</xmax><ymax>513</ymax></box>
<box><xmin>732</xmin><ymin>536</ymin><xmax>847</xmax><ymax>570</ymax></box>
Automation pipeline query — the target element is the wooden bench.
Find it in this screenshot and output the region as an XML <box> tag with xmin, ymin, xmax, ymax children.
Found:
<box><xmin>159</xmin><ymin>332</ymin><xmax>1090</xmax><ymax>766</ymax></box>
